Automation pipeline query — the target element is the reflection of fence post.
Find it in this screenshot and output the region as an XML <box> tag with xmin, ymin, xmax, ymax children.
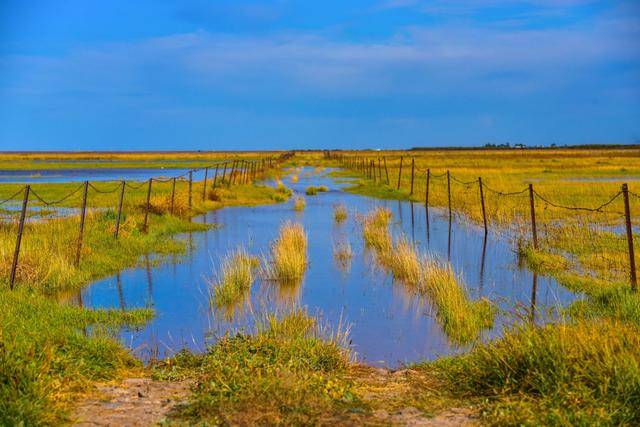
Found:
<box><xmin>169</xmin><ymin>178</ymin><xmax>176</xmax><ymax>215</ymax></box>
<box><xmin>478</xmin><ymin>177</ymin><xmax>488</xmax><ymax>236</ymax></box>
<box><xmin>74</xmin><ymin>181</ymin><xmax>89</xmax><ymax>266</ymax></box>
<box><xmin>202</xmin><ymin>167</ymin><xmax>209</xmax><ymax>202</ymax></box>
<box><xmin>10</xmin><ymin>185</ymin><xmax>30</xmax><ymax>290</ymax></box>
<box><xmin>528</xmin><ymin>183</ymin><xmax>538</xmax><ymax>249</ymax></box>
<box><xmin>212</xmin><ymin>165</ymin><xmax>219</xmax><ymax>189</ymax></box>
<box><xmin>425</xmin><ymin>169</ymin><xmax>430</xmax><ymax>215</ymax></box>
<box><xmin>188</xmin><ymin>171</ymin><xmax>193</xmax><ymax>209</ymax></box>
<box><xmin>447</xmin><ymin>170</ymin><xmax>452</xmax><ymax>222</ymax></box>
<box><xmin>622</xmin><ymin>183</ymin><xmax>637</xmax><ymax>291</ymax></box>
<box><xmin>115</xmin><ymin>180</ymin><xmax>126</xmax><ymax>238</ymax></box>
<box><xmin>383</xmin><ymin>158</ymin><xmax>390</xmax><ymax>184</ymax></box>
<box><xmin>397</xmin><ymin>157</ymin><xmax>403</xmax><ymax>190</ymax></box>
<box><xmin>410</xmin><ymin>158</ymin><xmax>415</xmax><ymax>195</ymax></box>
<box><xmin>143</xmin><ymin>178</ymin><xmax>153</xmax><ymax>233</ymax></box>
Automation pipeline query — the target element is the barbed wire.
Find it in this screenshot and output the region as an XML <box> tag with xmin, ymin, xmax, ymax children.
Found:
<box><xmin>0</xmin><ymin>187</ymin><xmax>27</xmax><ymax>206</ymax></box>
<box><xmin>451</xmin><ymin>176</ymin><xmax>479</xmax><ymax>186</ymax></box>
<box><xmin>28</xmin><ymin>183</ymin><xmax>85</xmax><ymax>206</ymax></box>
<box><xmin>88</xmin><ymin>182</ymin><xmax>122</xmax><ymax>194</ymax></box>
<box><xmin>481</xmin><ymin>182</ymin><xmax>529</xmax><ymax>197</ymax></box>
<box><xmin>533</xmin><ymin>190</ymin><xmax>622</xmax><ymax>213</ymax></box>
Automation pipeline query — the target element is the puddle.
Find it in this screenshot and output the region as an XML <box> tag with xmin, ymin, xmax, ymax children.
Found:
<box><xmin>77</xmin><ymin>167</ymin><xmax>579</xmax><ymax>368</ymax></box>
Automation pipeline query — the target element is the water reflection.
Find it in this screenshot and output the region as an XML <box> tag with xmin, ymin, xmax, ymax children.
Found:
<box><xmin>80</xmin><ymin>167</ymin><xmax>580</xmax><ymax>367</ymax></box>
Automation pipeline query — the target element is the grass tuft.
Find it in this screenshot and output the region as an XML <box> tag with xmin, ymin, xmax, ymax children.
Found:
<box><xmin>262</xmin><ymin>221</ymin><xmax>308</xmax><ymax>285</ymax></box>
<box><xmin>333</xmin><ymin>203</ymin><xmax>348</xmax><ymax>223</ymax></box>
<box><xmin>211</xmin><ymin>247</ymin><xmax>259</xmax><ymax>308</ymax></box>
<box><xmin>293</xmin><ymin>195</ymin><xmax>306</xmax><ymax>211</ymax></box>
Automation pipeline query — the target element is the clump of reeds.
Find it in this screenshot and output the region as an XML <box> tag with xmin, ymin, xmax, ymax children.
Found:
<box><xmin>333</xmin><ymin>204</ymin><xmax>348</xmax><ymax>223</ymax></box>
<box><xmin>333</xmin><ymin>239</ymin><xmax>353</xmax><ymax>266</ymax></box>
<box><xmin>418</xmin><ymin>257</ymin><xmax>494</xmax><ymax>344</ymax></box>
<box><xmin>211</xmin><ymin>248</ymin><xmax>259</xmax><ymax>308</ymax></box>
<box><xmin>293</xmin><ymin>196</ymin><xmax>306</xmax><ymax>211</ymax></box>
<box><xmin>305</xmin><ymin>185</ymin><xmax>329</xmax><ymax>195</ymax></box>
<box><xmin>386</xmin><ymin>238</ymin><xmax>421</xmax><ymax>285</ymax></box>
<box><xmin>262</xmin><ymin>221</ymin><xmax>308</xmax><ymax>285</ymax></box>
<box><xmin>361</xmin><ymin>207</ymin><xmax>393</xmax><ymax>253</ymax></box>
<box><xmin>290</xmin><ymin>174</ymin><xmax>299</xmax><ymax>183</ymax></box>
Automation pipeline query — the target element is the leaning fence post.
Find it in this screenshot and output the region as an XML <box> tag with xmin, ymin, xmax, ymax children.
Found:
<box><xmin>378</xmin><ymin>159</ymin><xmax>382</xmax><ymax>182</ymax></box>
<box><xmin>221</xmin><ymin>162</ymin><xmax>228</xmax><ymax>185</ymax></box>
<box><xmin>447</xmin><ymin>170</ymin><xmax>452</xmax><ymax>222</ymax></box>
<box><xmin>410</xmin><ymin>158</ymin><xmax>415</xmax><ymax>195</ymax></box>
<box><xmin>114</xmin><ymin>180</ymin><xmax>126</xmax><ymax>238</ymax></box>
<box><xmin>170</xmin><ymin>177</ymin><xmax>176</xmax><ymax>215</ymax></box>
<box><xmin>478</xmin><ymin>177</ymin><xmax>488</xmax><ymax>236</ymax></box>
<box><xmin>212</xmin><ymin>164</ymin><xmax>219</xmax><ymax>189</ymax></box>
<box><xmin>397</xmin><ymin>156</ymin><xmax>403</xmax><ymax>190</ymax></box>
<box><xmin>202</xmin><ymin>167</ymin><xmax>209</xmax><ymax>202</ymax></box>
<box><xmin>74</xmin><ymin>181</ymin><xmax>89</xmax><ymax>266</ymax></box>
<box><xmin>384</xmin><ymin>158</ymin><xmax>390</xmax><ymax>184</ymax></box>
<box><xmin>622</xmin><ymin>183</ymin><xmax>637</xmax><ymax>291</ymax></box>
<box><xmin>143</xmin><ymin>178</ymin><xmax>153</xmax><ymax>233</ymax></box>
<box><xmin>9</xmin><ymin>185</ymin><xmax>30</xmax><ymax>290</ymax></box>
<box><xmin>528</xmin><ymin>183</ymin><xmax>538</xmax><ymax>249</ymax></box>
<box><xmin>188</xmin><ymin>171</ymin><xmax>193</xmax><ymax>209</ymax></box>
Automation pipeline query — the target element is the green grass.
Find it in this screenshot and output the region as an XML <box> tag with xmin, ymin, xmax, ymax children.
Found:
<box><xmin>427</xmin><ymin>319</ymin><xmax>640</xmax><ymax>425</ymax></box>
<box><xmin>305</xmin><ymin>185</ymin><xmax>329</xmax><ymax>195</ymax></box>
<box><xmin>0</xmin><ymin>288</ymin><xmax>152</xmax><ymax>425</ymax></box>
<box><xmin>211</xmin><ymin>247</ymin><xmax>259</xmax><ymax>309</ymax></box>
<box><xmin>153</xmin><ymin>310</ymin><xmax>362</xmax><ymax>425</ymax></box>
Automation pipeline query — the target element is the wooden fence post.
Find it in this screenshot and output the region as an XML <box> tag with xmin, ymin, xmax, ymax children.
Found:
<box><xmin>212</xmin><ymin>165</ymin><xmax>219</xmax><ymax>189</ymax></box>
<box><xmin>9</xmin><ymin>185</ymin><xmax>30</xmax><ymax>290</ymax></box>
<box><xmin>202</xmin><ymin>167</ymin><xmax>209</xmax><ymax>202</ymax></box>
<box><xmin>425</xmin><ymin>169</ymin><xmax>430</xmax><ymax>215</ymax></box>
<box><xmin>74</xmin><ymin>181</ymin><xmax>89</xmax><ymax>266</ymax></box>
<box><xmin>622</xmin><ymin>183</ymin><xmax>637</xmax><ymax>291</ymax></box>
<box><xmin>397</xmin><ymin>157</ymin><xmax>403</xmax><ymax>190</ymax></box>
<box><xmin>170</xmin><ymin>177</ymin><xmax>176</xmax><ymax>215</ymax></box>
<box><xmin>143</xmin><ymin>178</ymin><xmax>153</xmax><ymax>233</ymax></box>
<box><xmin>478</xmin><ymin>177</ymin><xmax>488</xmax><ymax>236</ymax></box>
<box><xmin>114</xmin><ymin>180</ymin><xmax>126</xmax><ymax>238</ymax></box>
<box><xmin>384</xmin><ymin>158</ymin><xmax>390</xmax><ymax>184</ymax></box>
<box><xmin>410</xmin><ymin>158</ymin><xmax>415</xmax><ymax>195</ymax></box>
<box><xmin>221</xmin><ymin>162</ymin><xmax>228</xmax><ymax>185</ymax></box>
<box><xmin>378</xmin><ymin>159</ymin><xmax>382</xmax><ymax>182</ymax></box>
<box><xmin>528</xmin><ymin>183</ymin><xmax>538</xmax><ymax>249</ymax></box>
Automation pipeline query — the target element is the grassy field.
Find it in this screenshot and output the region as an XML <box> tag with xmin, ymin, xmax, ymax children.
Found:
<box><xmin>3</xmin><ymin>148</ymin><xmax>640</xmax><ymax>425</ymax></box>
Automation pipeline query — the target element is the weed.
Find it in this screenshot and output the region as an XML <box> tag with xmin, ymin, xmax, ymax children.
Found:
<box><xmin>293</xmin><ymin>196</ymin><xmax>306</xmax><ymax>211</ymax></box>
<box><xmin>333</xmin><ymin>204</ymin><xmax>348</xmax><ymax>223</ymax></box>
<box><xmin>211</xmin><ymin>247</ymin><xmax>259</xmax><ymax>308</ymax></box>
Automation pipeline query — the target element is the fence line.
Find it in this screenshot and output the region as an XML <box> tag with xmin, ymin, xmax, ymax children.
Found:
<box><xmin>325</xmin><ymin>150</ymin><xmax>638</xmax><ymax>291</ymax></box>
<box><xmin>2</xmin><ymin>152</ymin><xmax>293</xmax><ymax>290</ymax></box>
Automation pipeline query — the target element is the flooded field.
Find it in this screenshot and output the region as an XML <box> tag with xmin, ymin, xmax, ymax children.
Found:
<box><xmin>76</xmin><ymin>168</ymin><xmax>578</xmax><ymax>367</ymax></box>
<box><xmin>0</xmin><ymin>167</ymin><xmax>194</xmax><ymax>183</ymax></box>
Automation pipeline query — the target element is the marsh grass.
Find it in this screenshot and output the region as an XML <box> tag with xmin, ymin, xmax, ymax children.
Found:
<box><xmin>333</xmin><ymin>203</ymin><xmax>348</xmax><ymax>223</ymax></box>
<box><xmin>0</xmin><ymin>288</ymin><xmax>152</xmax><ymax>425</ymax></box>
<box><xmin>333</xmin><ymin>239</ymin><xmax>353</xmax><ymax>271</ymax></box>
<box><xmin>386</xmin><ymin>238</ymin><xmax>421</xmax><ymax>285</ymax></box>
<box><xmin>290</xmin><ymin>174</ymin><xmax>299</xmax><ymax>183</ymax></box>
<box><xmin>430</xmin><ymin>319</ymin><xmax>640</xmax><ymax>425</ymax></box>
<box><xmin>418</xmin><ymin>257</ymin><xmax>494</xmax><ymax>344</ymax></box>
<box><xmin>211</xmin><ymin>248</ymin><xmax>259</xmax><ymax>308</ymax></box>
<box><xmin>262</xmin><ymin>221</ymin><xmax>308</xmax><ymax>285</ymax></box>
<box><xmin>154</xmin><ymin>310</ymin><xmax>360</xmax><ymax>425</ymax></box>
<box><xmin>361</xmin><ymin>207</ymin><xmax>393</xmax><ymax>253</ymax></box>
<box><xmin>305</xmin><ymin>185</ymin><xmax>329</xmax><ymax>195</ymax></box>
<box><xmin>293</xmin><ymin>195</ymin><xmax>306</xmax><ymax>211</ymax></box>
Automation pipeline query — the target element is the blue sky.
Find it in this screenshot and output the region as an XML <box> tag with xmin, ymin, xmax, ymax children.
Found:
<box><xmin>0</xmin><ymin>0</ymin><xmax>639</xmax><ymax>150</ymax></box>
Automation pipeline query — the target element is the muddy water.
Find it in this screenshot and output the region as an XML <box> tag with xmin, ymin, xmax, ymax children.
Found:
<box><xmin>79</xmin><ymin>168</ymin><xmax>578</xmax><ymax>367</ymax></box>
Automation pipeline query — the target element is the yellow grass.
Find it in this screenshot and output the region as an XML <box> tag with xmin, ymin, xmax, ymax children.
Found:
<box><xmin>263</xmin><ymin>221</ymin><xmax>308</xmax><ymax>285</ymax></box>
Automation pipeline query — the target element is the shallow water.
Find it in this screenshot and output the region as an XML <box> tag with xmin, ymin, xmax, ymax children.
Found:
<box><xmin>78</xmin><ymin>168</ymin><xmax>578</xmax><ymax>367</ymax></box>
<box><xmin>0</xmin><ymin>168</ymin><xmax>195</xmax><ymax>183</ymax></box>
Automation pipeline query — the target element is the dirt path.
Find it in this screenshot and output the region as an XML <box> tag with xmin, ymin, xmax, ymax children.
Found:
<box><xmin>73</xmin><ymin>370</ymin><xmax>477</xmax><ymax>426</ymax></box>
<box><xmin>72</xmin><ymin>378</ymin><xmax>191</xmax><ymax>426</ymax></box>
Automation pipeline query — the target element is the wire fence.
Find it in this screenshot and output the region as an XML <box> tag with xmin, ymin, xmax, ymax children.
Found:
<box><xmin>1</xmin><ymin>152</ymin><xmax>294</xmax><ymax>290</ymax></box>
<box><xmin>326</xmin><ymin>151</ymin><xmax>639</xmax><ymax>292</ymax></box>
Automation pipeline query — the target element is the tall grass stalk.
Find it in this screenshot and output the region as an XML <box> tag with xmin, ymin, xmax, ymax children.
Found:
<box><xmin>211</xmin><ymin>247</ymin><xmax>258</xmax><ymax>308</ymax></box>
<box><xmin>333</xmin><ymin>204</ymin><xmax>348</xmax><ymax>223</ymax></box>
<box><xmin>361</xmin><ymin>207</ymin><xmax>393</xmax><ymax>254</ymax></box>
<box><xmin>418</xmin><ymin>257</ymin><xmax>494</xmax><ymax>344</ymax></box>
<box><xmin>263</xmin><ymin>221</ymin><xmax>308</xmax><ymax>285</ymax></box>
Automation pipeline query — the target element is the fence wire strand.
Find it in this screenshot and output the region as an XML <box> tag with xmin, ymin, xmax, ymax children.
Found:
<box><xmin>534</xmin><ymin>190</ymin><xmax>622</xmax><ymax>213</ymax></box>
<box><xmin>0</xmin><ymin>187</ymin><xmax>27</xmax><ymax>206</ymax></box>
<box><xmin>29</xmin><ymin>183</ymin><xmax>85</xmax><ymax>206</ymax></box>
